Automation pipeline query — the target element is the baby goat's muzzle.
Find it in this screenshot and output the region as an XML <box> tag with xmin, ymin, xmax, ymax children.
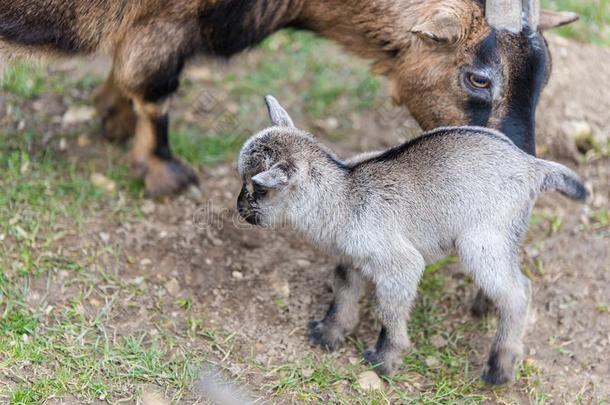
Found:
<box><xmin>237</xmin><ymin>184</ymin><xmax>261</xmax><ymax>225</ymax></box>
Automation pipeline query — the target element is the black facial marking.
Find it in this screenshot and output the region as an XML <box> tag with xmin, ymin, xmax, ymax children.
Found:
<box><xmin>153</xmin><ymin>115</ymin><xmax>172</xmax><ymax>160</ymax></box>
<box><xmin>464</xmin><ymin>31</ymin><xmax>498</xmax><ymax>127</ymax></box>
<box><xmin>0</xmin><ymin>6</ymin><xmax>81</xmax><ymax>53</ymax></box>
<box><xmin>499</xmin><ymin>30</ymin><xmax>547</xmax><ymax>155</ymax></box>
<box><xmin>237</xmin><ymin>184</ymin><xmax>262</xmax><ymax>225</ymax></box>
<box><xmin>200</xmin><ymin>0</ymin><xmax>299</xmax><ymax>57</ymax></box>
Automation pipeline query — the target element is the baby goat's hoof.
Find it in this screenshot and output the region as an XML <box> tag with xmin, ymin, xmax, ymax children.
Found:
<box><xmin>363</xmin><ymin>350</ymin><xmax>396</xmax><ymax>376</ymax></box>
<box><xmin>481</xmin><ymin>353</ymin><xmax>516</xmax><ymax>386</ymax></box>
<box><xmin>481</xmin><ymin>366</ymin><xmax>513</xmax><ymax>386</ymax></box>
<box><xmin>307</xmin><ymin>320</ymin><xmax>343</xmax><ymax>351</ymax></box>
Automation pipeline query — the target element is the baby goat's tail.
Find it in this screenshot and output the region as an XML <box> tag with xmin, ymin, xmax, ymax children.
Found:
<box><xmin>537</xmin><ymin>160</ymin><xmax>589</xmax><ymax>201</ymax></box>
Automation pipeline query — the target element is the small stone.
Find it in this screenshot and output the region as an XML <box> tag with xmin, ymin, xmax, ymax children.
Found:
<box><xmin>187</xmin><ymin>66</ymin><xmax>213</xmax><ymax>82</ymax></box>
<box><xmin>99</xmin><ymin>232</ymin><xmax>110</xmax><ymax>244</ymax></box>
<box><xmin>430</xmin><ymin>334</ymin><xmax>448</xmax><ymax>348</ymax></box>
<box><xmin>59</xmin><ymin>138</ymin><xmax>68</xmax><ymax>151</ymax></box>
<box><xmin>325</xmin><ymin>117</ymin><xmax>339</xmax><ymax>130</ymax></box>
<box><xmin>91</xmin><ymin>173</ymin><xmax>116</xmax><ymax>194</ymax></box>
<box><xmin>232</xmin><ymin>271</ymin><xmax>244</xmax><ymax>280</ymax></box>
<box><xmin>141</xmin><ymin>391</ymin><xmax>167</xmax><ymax>405</ymax></box>
<box><xmin>302</xmin><ymin>368</ymin><xmax>314</xmax><ymax>378</ymax></box>
<box><xmin>158</xmin><ymin>230</ymin><xmax>168</xmax><ymax>239</ymax></box>
<box><xmin>77</xmin><ymin>134</ymin><xmax>92</xmax><ymax>147</ymax></box>
<box><xmin>187</xmin><ymin>185</ymin><xmax>204</xmax><ymax>202</ymax></box>
<box><xmin>141</xmin><ymin>200</ymin><xmax>156</xmax><ymax>215</ymax></box>
<box><xmin>568</xmin><ymin>120</ymin><xmax>593</xmax><ymax>138</ymax></box>
<box><xmin>20</xmin><ymin>160</ymin><xmax>29</xmax><ymax>175</ymax></box>
<box><xmin>357</xmin><ymin>371</ymin><xmax>383</xmax><ymax>391</ymax></box>
<box><xmin>315</xmin><ymin>117</ymin><xmax>340</xmax><ymax>134</ymax></box>
<box><xmin>271</xmin><ymin>279</ymin><xmax>290</xmax><ymax>298</ymax></box>
<box><xmin>164</xmin><ymin>278</ymin><xmax>180</xmax><ymax>296</ymax></box>
<box><xmin>295</xmin><ymin>259</ymin><xmax>311</xmax><ymax>268</ymax></box>
<box><xmin>62</xmin><ymin>106</ymin><xmax>96</xmax><ymax>126</ymax></box>
<box><xmin>132</xmin><ymin>276</ymin><xmax>145</xmax><ymax>285</ymax></box>
<box><xmin>348</xmin><ymin>356</ymin><xmax>359</xmax><ymax>365</ymax></box>
<box><xmin>334</xmin><ymin>380</ymin><xmax>350</xmax><ymax>394</ymax></box>
<box><xmin>523</xmin><ymin>358</ymin><xmax>536</xmax><ymax>368</ymax></box>
<box><xmin>425</xmin><ymin>356</ymin><xmax>440</xmax><ymax>368</ymax></box>
<box><xmin>75</xmin><ymin>304</ymin><xmax>85</xmax><ymax>315</ymax></box>
<box><xmin>226</xmin><ymin>101</ymin><xmax>240</xmax><ymax>114</ymax></box>
<box><xmin>140</xmin><ymin>258</ymin><xmax>152</xmax><ymax>267</ymax></box>
<box><xmin>89</xmin><ymin>298</ymin><xmax>102</xmax><ymax>308</ymax></box>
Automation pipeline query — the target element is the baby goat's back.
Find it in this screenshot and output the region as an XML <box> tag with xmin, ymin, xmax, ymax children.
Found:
<box><xmin>347</xmin><ymin>127</ymin><xmax>538</xmax><ymax>258</ymax></box>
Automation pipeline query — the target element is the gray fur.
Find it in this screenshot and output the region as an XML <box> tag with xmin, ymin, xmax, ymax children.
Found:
<box><xmin>265</xmin><ymin>95</ymin><xmax>295</xmax><ymax>128</ymax></box>
<box><xmin>236</xmin><ymin>97</ymin><xmax>588</xmax><ymax>384</ymax></box>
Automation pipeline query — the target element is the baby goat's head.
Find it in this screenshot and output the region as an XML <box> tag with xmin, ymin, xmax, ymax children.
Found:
<box><xmin>237</xmin><ymin>96</ymin><xmax>320</xmax><ymax>227</ymax></box>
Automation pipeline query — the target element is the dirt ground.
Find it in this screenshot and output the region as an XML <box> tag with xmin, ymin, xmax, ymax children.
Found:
<box><xmin>1</xmin><ymin>34</ymin><xmax>609</xmax><ymax>404</ymax></box>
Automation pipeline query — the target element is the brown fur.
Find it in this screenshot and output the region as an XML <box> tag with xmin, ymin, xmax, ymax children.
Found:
<box><xmin>0</xmin><ymin>0</ymin><xmax>577</xmax><ymax>196</ymax></box>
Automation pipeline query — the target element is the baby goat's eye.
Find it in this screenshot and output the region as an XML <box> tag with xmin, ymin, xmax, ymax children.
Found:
<box><xmin>468</xmin><ymin>73</ymin><xmax>491</xmax><ymax>89</ymax></box>
<box><xmin>252</xmin><ymin>183</ymin><xmax>268</xmax><ymax>199</ymax></box>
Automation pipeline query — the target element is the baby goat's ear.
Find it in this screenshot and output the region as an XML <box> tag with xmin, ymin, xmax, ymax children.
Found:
<box><xmin>251</xmin><ymin>162</ymin><xmax>289</xmax><ymax>189</ymax></box>
<box><xmin>265</xmin><ymin>95</ymin><xmax>295</xmax><ymax>128</ymax></box>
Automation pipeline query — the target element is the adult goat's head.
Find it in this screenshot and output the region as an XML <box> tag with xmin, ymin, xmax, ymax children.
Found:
<box><xmin>378</xmin><ymin>0</ymin><xmax>577</xmax><ymax>154</ymax></box>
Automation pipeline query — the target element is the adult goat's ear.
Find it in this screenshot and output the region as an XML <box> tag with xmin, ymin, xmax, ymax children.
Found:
<box><xmin>539</xmin><ymin>10</ymin><xmax>579</xmax><ymax>30</ymax></box>
<box><xmin>410</xmin><ymin>10</ymin><xmax>463</xmax><ymax>45</ymax></box>
<box><xmin>265</xmin><ymin>95</ymin><xmax>295</xmax><ymax>128</ymax></box>
<box><xmin>251</xmin><ymin>162</ymin><xmax>290</xmax><ymax>189</ymax></box>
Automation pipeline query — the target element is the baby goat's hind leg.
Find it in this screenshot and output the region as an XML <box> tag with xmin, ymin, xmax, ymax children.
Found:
<box><xmin>458</xmin><ymin>235</ymin><xmax>531</xmax><ymax>385</ymax></box>
<box><xmin>309</xmin><ymin>264</ymin><xmax>364</xmax><ymax>350</ymax></box>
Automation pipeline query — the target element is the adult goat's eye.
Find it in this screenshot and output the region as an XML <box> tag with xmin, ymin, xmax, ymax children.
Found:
<box><xmin>468</xmin><ymin>73</ymin><xmax>491</xmax><ymax>89</ymax></box>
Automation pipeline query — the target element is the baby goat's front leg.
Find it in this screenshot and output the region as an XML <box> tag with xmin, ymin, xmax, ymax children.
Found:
<box><xmin>363</xmin><ymin>251</ymin><xmax>425</xmax><ymax>376</ymax></box>
<box><xmin>309</xmin><ymin>263</ymin><xmax>364</xmax><ymax>350</ymax></box>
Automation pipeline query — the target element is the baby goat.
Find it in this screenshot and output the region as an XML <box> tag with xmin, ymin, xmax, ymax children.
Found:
<box><xmin>237</xmin><ymin>96</ymin><xmax>588</xmax><ymax>385</ymax></box>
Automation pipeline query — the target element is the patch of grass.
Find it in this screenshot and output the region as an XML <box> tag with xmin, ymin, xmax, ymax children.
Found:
<box><xmin>2</xmin><ymin>61</ymin><xmax>103</xmax><ymax>98</ymax></box>
<box><xmin>171</xmin><ymin>129</ymin><xmax>245</xmax><ymax>167</ymax></box>
<box><xmin>1</xmin><ymin>63</ymin><xmax>47</xmax><ymax>98</ymax></box>
<box><xmin>0</xmin><ymin>128</ymin><xmax>191</xmax><ymax>402</ymax></box>
<box><xmin>542</xmin><ymin>0</ymin><xmax>610</xmax><ymax>46</ymax></box>
<box><xmin>223</xmin><ymin>30</ymin><xmax>382</xmax><ymax>122</ymax></box>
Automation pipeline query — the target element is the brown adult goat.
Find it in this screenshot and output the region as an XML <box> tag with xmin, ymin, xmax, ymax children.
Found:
<box><xmin>0</xmin><ymin>0</ymin><xmax>577</xmax><ymax>196</ymax></box>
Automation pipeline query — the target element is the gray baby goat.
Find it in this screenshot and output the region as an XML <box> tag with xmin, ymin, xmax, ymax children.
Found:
<box><xmin>236</xmin><ymin>96</ymin><xmax>588</xmax><ymax>385</ymax></box>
